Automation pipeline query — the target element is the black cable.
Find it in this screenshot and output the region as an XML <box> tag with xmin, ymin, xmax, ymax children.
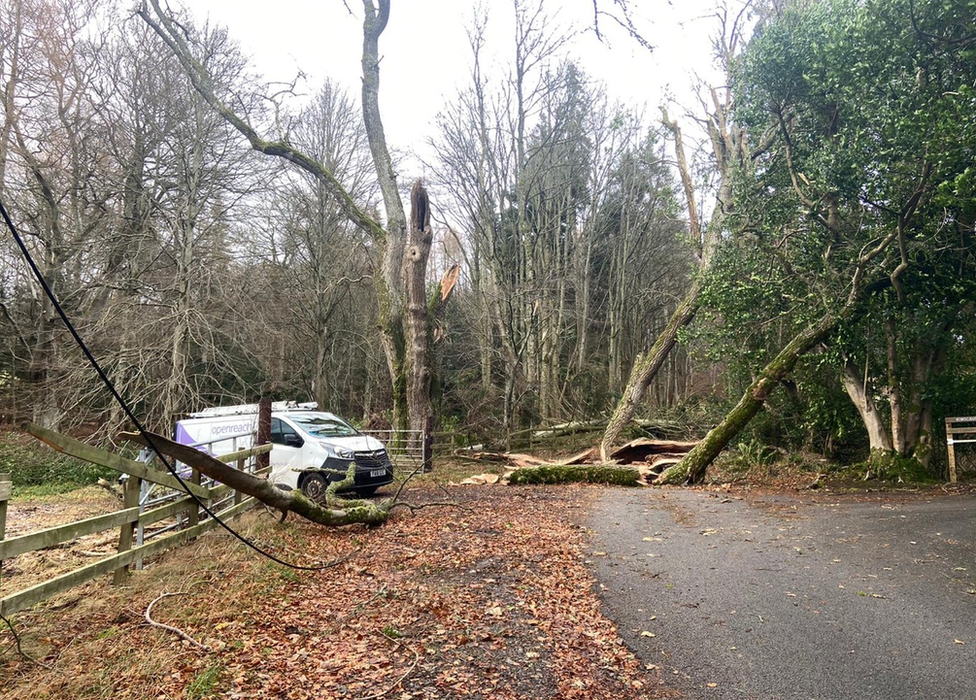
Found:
<box><xmin>0</xmin><ymin>194</ymin><xmax>333</xmax><ymax>571</ymax></box>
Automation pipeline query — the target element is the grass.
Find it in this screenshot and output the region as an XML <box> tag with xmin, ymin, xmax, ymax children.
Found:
<box><xmin>186</xmin><ymin>663</ymin><xmax>225</xmax><ymax>699</ymax></box>
<box><xmin>0</xmin><ymin>429</ymin><xmax>114</xmax><ymax>496</ymax></box>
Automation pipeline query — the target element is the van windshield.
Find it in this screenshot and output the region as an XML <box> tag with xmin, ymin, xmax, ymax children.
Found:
<box><xmin>291</xmin><ymin>414</ymin><xmax>359</xmax><ymax>438</ymax></box>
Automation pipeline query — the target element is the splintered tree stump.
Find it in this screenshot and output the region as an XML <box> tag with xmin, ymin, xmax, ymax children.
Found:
<box><xmin>610</xmin><ymin>438</ymin><xmax>698</xmax><ymax>464</ymax></box>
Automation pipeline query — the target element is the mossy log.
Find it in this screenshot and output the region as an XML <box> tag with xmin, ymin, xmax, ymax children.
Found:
<box><xmin>508</xmin><ymin>464</ymin><xmax>641</xmax><ymax>486</ymax></box>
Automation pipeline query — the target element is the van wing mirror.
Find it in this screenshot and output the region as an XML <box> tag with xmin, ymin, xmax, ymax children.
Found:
<box><xmin>284</xmin><ymin>434</ymin><xmax>303</xmax><ymax>448</ymax></box>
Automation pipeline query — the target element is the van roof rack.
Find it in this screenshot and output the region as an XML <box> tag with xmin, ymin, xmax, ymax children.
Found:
<box><xmin>187</xmin><ymin>401</ymin><xmax>318</xmax><ymax>418</ymax></box>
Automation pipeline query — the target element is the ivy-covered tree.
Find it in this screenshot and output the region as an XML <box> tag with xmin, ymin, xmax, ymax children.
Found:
<box><xmin>663</xmin><ymin>0</ymin><xmax>976</xmax><ymax>481</ymax></box>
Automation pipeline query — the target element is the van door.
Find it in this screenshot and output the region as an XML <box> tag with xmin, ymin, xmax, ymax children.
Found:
<box><xmin>269</xmin><ymin>417</ymin><xmax>304</xmax><ymax>488</ymax></box>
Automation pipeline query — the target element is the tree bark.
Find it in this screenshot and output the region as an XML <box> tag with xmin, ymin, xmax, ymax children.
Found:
<box><xmin>404</xmin><ymin>179</ymin><xmax>433</xmax><ymax>435</ymax></box>
<box><xmin>659</xmin><ymin>314</ymin><xmax>839</xmax><ymax>484</ymax></box>
<box><xmin>841</xmin><ymin>358</ymin><xmax>893</xmax><ymax>453</ymax></box>
<box><xmin>361</xmin><ymin>0</ymin><xmax>409</xmax><ymax>431</ymax></box>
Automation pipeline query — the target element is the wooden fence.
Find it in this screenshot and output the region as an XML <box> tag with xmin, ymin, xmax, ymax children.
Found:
<box><xmin>0</xmin><ymin>425</ymin><xmax>271</xmax><ymax>618</ymax></box>
<box><xmin>946</xmin><ymin>416</ymin><xmax>976</xmax><ymax>483</ymax></box>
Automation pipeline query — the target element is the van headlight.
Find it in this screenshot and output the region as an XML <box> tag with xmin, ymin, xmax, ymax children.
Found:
<box><xmin>331</xmin><ymin>446</ymin><xmax>354</xmax><ymax>460</ymax></box>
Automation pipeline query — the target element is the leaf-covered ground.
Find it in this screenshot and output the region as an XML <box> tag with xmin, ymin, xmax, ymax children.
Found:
<box><xmin>0</xmin><ymin>485</ymin><xmax>678</xmax><ymax>699</ymax></box>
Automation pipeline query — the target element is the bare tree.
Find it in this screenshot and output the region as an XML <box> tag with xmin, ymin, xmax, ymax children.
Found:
<box><xmin>137</xmin><ymin>0</ymin><xmax>451</xmax><ymax>437</ymax></box>
<box><xmin>0</xmin><ymin>0</ymin><xmax>116</xmax><ymax>429</ymax></box>
<box><xmin>599</xmin><ymin>6</ymin><xmax>756</xmax><ymax>459</ymax></box>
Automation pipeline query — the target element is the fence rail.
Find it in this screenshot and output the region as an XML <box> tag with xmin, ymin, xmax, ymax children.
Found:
<box><xmin>0</xmin><ymin>426</ymin><xmax>271</xmax><ymax>617</ymax></box>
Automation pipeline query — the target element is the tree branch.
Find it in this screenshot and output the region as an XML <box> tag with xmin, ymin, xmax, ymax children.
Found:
<box><xmin>136</xmin><ymin>0</ymin><xmax>385</xmax><ymax>243</ymax></box>
<box><xmin>144</xmin><ymin>592</ymin><xmax>208</xmax><ymax>649</ymax></box>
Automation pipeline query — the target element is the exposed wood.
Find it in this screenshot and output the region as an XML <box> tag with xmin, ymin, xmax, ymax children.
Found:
<box><xmin>438</xmin><ymin>264</ymin><xmax>461</xmax><ymax>304</ymax></box>
<box><xmin>647</xmin><ymin>455</ymin><xmax>683</xmax><ymax>471</ymax></box>
<box><xmin>455</xmin><ymin>450</ymin><xmax>549</xmax><ymax>468</ymax></box>
<box><xmin>557</xmin><ymin>448</ymin><xmax>599</xmax><ymax>465</ymax></box>
<box><xmin>609</xmin><ymin>438</ymin><xmax>698</xmax><ymax>464</ymax></box>
<box><xmin>431</xmin><ymin>263</ymin><xmax>461</xmax><ymax>343</ymax></box>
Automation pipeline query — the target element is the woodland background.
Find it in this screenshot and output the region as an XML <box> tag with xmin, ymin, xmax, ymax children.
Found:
<box><xmin>1</xmin><ymin>0</ymin><xmax>974</xmax><ymax>477</ymax></box>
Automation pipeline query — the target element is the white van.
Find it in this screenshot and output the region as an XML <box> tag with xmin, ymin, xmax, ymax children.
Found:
<box><xmin>174</xmin><ymin>402</ymin><xmax>394</xmax><ymax>499</ymax></box>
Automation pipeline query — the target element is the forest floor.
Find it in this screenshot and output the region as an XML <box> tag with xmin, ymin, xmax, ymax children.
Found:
<box><xmin>0</xmin><ymin>482</ymin><xmax>680</xmax><ymax>700</ymax></box>
<box><xmin>2</xmin><ymin>450</ymin><xmax>971</xmax><ymax>700</ymax></box>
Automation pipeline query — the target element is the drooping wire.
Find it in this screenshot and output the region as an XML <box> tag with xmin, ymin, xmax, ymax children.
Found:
<box><xmin>0</xmin><ymin>194</ymin><xmax>335</xmax><ymax>571</ymax></box>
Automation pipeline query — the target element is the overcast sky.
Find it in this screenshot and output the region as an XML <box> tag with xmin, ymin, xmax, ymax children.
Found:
<box><xmin>187</xmin><ymin>0</ymin><xmax>732</xmax><ymax>170</ymax></box>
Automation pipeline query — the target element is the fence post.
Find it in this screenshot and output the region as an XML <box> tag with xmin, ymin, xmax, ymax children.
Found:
<box><xmin>235</xmin><ymin>457</ymin><xmax>245</xmax><ymax>505</ymax></box>
<box><xmin>0</xmin><ymin>473</ymin><xmax>9</xmax><ymax>541</ymax></box>
<box><xmin>0</xmin><ymin>473</ymin><xmax>7</xmax><ymax>597</ymax></box>
<box><xmin>114</xmin><ymin>475</ymin><xmax>140</xmax><ymax>584</ymax></box>
<box><xmin>423</xmin><ymin>416</ymin><xmax>433</xmax><ymax>472</ymax></box>
<box><xmin>946</xmin><ymin>418</ymin><xmax>958</xmax><ymax>483</ymax></box>
<box><xmin>0</xmin><ymin>472</ymin><xmax>9</xmax><ymax>556</ymax></box>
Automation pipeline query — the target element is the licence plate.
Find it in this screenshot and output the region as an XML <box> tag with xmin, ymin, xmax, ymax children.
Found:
<box><xmin>370</xmin><ymin>469</ymin><xmax>386</xmax><ymax>478</ymax></box>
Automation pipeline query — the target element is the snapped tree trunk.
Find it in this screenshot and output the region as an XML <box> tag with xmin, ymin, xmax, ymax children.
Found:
<box><xmin>404</xmin><ymin>179</ymin><xmax>433</xmax><ymax>435</ymax></box>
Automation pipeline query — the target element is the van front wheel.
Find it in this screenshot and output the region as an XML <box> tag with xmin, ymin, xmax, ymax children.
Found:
<box><xmin>300</xmin><ymin>473</ymin><xmax>329</xmax><ymax>503</ymax></box>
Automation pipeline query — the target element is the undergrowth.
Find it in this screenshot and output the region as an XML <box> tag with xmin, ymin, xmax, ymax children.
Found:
<box><xmin>0</xmin><ymin>430</ymin><xmax>114</xmax><ymax>495</ymax></box>
<box><xmin>853</xmin><ymin>450</ymin><xmax>941</xmax><ymax>484</ymax></box>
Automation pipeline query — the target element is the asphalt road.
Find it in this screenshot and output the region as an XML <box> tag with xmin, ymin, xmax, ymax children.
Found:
<box><xmin>587</xmin><ymin>488</ymin><xmax>976</xmax><ymax>700</ymax></box>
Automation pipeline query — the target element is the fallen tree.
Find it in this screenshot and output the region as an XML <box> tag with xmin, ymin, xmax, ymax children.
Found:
<box><xmin>121</xmin><ymin>431</ymin><xmax>398</xmax><ymax>527</ymax></box>
<box><xmin>656</xmin><ymin>314</ymin><xmax>840</xmax><ymax>484</ymax></box>
<box><xmin>507</xmin><ymin>464</ymin><xmax>641</xmax><ymax>487</ymax></box>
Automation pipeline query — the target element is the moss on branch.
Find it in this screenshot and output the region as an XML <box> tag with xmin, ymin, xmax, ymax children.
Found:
<box><xmin>508</xmin><ymin>464</ymin><xmax>641</xmax><ymax>486</ymax></box>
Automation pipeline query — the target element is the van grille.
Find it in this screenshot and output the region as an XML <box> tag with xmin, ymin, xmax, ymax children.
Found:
<box><xmin>354</xmin><ymin>449</ymin><xmax>389</xmax><ymax>470</ymax></box>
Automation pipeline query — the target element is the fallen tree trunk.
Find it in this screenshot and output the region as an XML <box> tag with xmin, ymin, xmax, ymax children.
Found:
<box><xmin>657</xmin><ymin>314</ymin><xmax>839</xmax><ymax>484</ymax></box>
<box><xmin>120</xmin><ymin>431</ymin><xmax>394</xmax><ymax>527</ymax></box>
<box><xmin>508</xmin><ymin>464</ymin><xmax>641</xmax><ymax>487</ymax></box>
